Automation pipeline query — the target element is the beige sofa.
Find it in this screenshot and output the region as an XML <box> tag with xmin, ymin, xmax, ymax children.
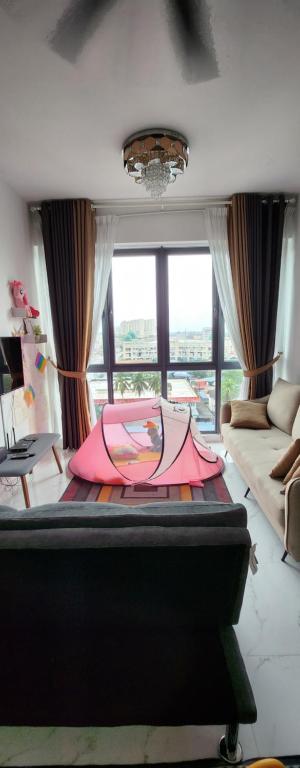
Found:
<box><xmin>221</xmin><ymin>378</ymin><xmax>300</xmax><ymax>561</ymax></box>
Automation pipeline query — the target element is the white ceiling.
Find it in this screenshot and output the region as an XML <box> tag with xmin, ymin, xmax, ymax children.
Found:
<box><xmin>0</xmin><ymin>0</ymin><xmax>300</xmax><ymax>202</ymax></box>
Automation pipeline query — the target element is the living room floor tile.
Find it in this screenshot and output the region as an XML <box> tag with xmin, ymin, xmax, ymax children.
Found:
<box><xmin>237</xmin><ymin>562</ymin><xmax>300</xmax><ymax>657</ymax></box>
<box><xmin>0</xmin><ymin>724</ymin><xmax>258</xmax><ymax>765</ymax></box>
<box><xmin>245</xmin><ymin>655</ymin><xmax>300</xmax><ymax>757</ymax></box>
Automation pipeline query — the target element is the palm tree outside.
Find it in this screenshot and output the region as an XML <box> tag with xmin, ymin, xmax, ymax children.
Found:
<box><xmin>114</xmin><ymin>373</ymin><xmax>131</xmax><ymax>398</ymax></box>
<box><xmin>221</xmin><ymin>370</ymin><xmax>242</xmax><ymax>403</ymax></box>
<box><xmin>146</xmin><ymin>373</ymin><xmax>161</xmax><ymax>396</ymax></box>
<box><xmin>131</xmin><ymin>372</ymin><xmax>150</xmax><ymax>398</ymax></box>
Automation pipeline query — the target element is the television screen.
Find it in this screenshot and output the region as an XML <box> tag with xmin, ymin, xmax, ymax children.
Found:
<box><xmin>0</xmin><ymin>337</ymin><xmax>24</xmax><ymax>395</ymax></box>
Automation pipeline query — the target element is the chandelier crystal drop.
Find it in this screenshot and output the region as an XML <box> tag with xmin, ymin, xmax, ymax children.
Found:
<box><xmin>141</xmin><ymin>159</ymin><xmax>173</xmax><ymax>199</ymax></box>
<box><xmin>123</xmin><ymin>129</ymin><xmax>189</xmax><ymax>199</ymax></box>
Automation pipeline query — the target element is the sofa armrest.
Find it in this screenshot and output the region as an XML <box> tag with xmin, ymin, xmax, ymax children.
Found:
<box><xmin>220</xmin><ymin>402</ymin><xmax>232</xmax><ymax>425</ymax></box>
<box><xmin>285</xmin><ymin>477</ymin><xmax>300</xmax><ymax>561</ymax></box>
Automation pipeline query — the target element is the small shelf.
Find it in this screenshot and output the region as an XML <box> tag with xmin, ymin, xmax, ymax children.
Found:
<box><xmin>11</xmin><ymin>308</ymin><xmax>42</xmax><ymax>319</ymax></box>
<box><xmin>22</xmin><ymin>334</ymin><xmax>47</xmax><ymax>344</ymax></box>
<box><xmin>11</xmin><ymin>308</ymin><xmax>27</xmax><ymax>318</ymax></box>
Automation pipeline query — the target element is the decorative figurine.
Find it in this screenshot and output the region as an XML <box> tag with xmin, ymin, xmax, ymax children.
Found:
<box><xmin>9</xmin><ymin>280</ymin><xmax>40</xmax><ymax>318</ymax></box>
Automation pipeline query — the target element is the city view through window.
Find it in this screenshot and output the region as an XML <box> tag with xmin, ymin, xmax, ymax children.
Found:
<box><xmin>88</xmin><ymin>249</ymin><xmax>242</xmax><ymax>432</ymax></box>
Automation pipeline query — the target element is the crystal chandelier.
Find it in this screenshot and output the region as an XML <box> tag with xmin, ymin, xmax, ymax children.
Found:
<box><xmin>123</xmin><ymin>129</ymin><xmax>189</xmax><ymax>199</ymax></box>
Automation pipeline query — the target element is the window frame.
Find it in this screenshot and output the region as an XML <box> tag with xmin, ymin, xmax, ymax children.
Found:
<box><xmin>87</xmin><ymin>246</ymin><xmax>240</xmax><ymax>433</ymax></box>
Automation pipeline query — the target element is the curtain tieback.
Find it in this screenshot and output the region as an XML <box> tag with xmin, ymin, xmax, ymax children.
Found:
<box><xmin>243</xmin><ymin>353</ymin><xmax>282</xmax><ymax>379</ymax></box>
<box><xmin>47</xmin><ymin>358</ymin><xmax>86</xmax><ymax>380</ymax></box>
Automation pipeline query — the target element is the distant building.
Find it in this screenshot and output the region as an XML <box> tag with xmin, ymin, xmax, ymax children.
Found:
<box><xmin>117</xmin><ymin>338</ymin><xmax>157</xmax><ymax>362</ymax></box>
<box><xmin>114</xmin><ymin>320</ymin><xmax>237</xmax><ymax>363</ymax></box>
<box><xmin>118</xmin><ymin>318</ymin><xmax>155</xmax><ymax>338</ymax></box>
<box><xmin>115</xmin><ymin>336</ymin><xmax>212</xmax><ymax>363</ymax></box>
<box><xmin>169</xmin><ymin>337</ymin><xmax>212</xmax><ymax>362</ymax></box>
<box><xmin>224</xmin><ymin>336</ymin><xmax>238</xmax><ymax>360</ymax></box>
<box><xmin>201</xmin><ymin>327</ymin><xmax>212</xmax><ymax>340</ymax></box>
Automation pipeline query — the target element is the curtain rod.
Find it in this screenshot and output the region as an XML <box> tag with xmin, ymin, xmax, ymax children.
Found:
<box><xmin>30</xmin><ymin>196</ymin><xmax>296</xmax><ymax>215</ymax></box>
<box><xmin>30</xmin><ymin>200</ymin><xmax>230</xmax><ymax>213</ymax></box>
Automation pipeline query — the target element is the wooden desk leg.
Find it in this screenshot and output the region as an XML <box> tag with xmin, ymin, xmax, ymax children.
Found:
<box><xmin>52</xmin><ymin>445</ymin><xmax>63</xmax><ymax>474</ymax></box>
<box><xmin>21</xmin><ymin>476</ymin><xmax>30</xmax><ymax>508</ymax></box>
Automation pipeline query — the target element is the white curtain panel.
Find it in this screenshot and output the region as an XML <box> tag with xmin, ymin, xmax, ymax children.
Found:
<box><xmin>31</xmin><ymin>212</ymin><xmax>62</xmax><ymax>435</ymax></box>
<box><xmin>88</xmin><ymin>215</ymin><xmax>118</xmax><ymax>426</ymax></box>
<box><xmin>204</xmin><ymin>206</ymin><xmax>248</xmax><ymax>399</ymax></box>
<box><xmin>274</xmin><ymin>203</ymin><xmax>297</xmax><ymax>383</ymax></box>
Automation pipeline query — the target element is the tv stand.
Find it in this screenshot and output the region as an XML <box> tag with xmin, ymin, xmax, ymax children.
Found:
<box><xmin>0</xmin><ymin>433</ymin><xmax>62</xmax><ymax>508</ymax></box>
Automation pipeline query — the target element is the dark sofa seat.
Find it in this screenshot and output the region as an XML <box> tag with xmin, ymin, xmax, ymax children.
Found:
<box><xmin>0</xmin><ymin>500</ymin><xmax>256</xmax><ymax>752</ymax></box>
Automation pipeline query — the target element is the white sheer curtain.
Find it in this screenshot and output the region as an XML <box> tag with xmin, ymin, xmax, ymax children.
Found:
<box><xmin>31</xmin><ymin>212</ymin><xmax>62</xmax><ymax>435</ymax></box>
<box><xmin>275</xmin><ymin>203</ymin><xmax>296</xmax><ymax>382</ymax></box>
<box><xmin>88</xmin><ymin>215</ymin><xmax>118</xmax><ymax>425</ymax></box>
<box><xmin>204</xmin><ymin>206</ymin><xmax>248</xmax><ymax>399</ymax></box>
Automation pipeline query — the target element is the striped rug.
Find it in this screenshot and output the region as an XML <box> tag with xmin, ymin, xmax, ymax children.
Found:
<box><xmin>60</xmin><ymin>474</ymin><xmax>231</xmax><ymax>505</ymax></box>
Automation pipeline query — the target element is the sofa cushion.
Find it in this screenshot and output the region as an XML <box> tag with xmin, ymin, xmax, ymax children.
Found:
<box><xmin>270</xmin><ymin>438</ymin><xmax>300</xmax><ymax>478</ymax></box>
<box><xmin>284</xmin><ymin>457</ymin><xmax>300</xmax><ymax>485</ymax></box>
<box><xmin>292</xmin><ymin>405</ymin><xmax>300</xmax><ymax>440</ymax></box>
<box><xmin>221</xmin><ymin>423</ymin><xmax>286</xmax><ymax>539</ymax></box>
<box><xmin>221</xmin><ymin>423</ymin><xmax>289</xmax><ymax>492</ymax></box>
<box><xmin>230</xmin><ymin>400</ymin><xmax>270</xmax><ymax>429</ymax></box>
<box><xmin>222</xmin><ymin>423</ymin><xmax>291</xmax><ymax>469</ymax></box>
<box><xmin>267</xmin><ymin>378</ymin><xmax>300</xmax><ymax>434</ymax></box>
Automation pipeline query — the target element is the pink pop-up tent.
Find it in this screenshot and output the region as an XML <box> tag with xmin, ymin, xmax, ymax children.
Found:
<box><xmin>69</xmin><ymin>397</ymin><xmax>224</xmax><ymax>487</ymax></box>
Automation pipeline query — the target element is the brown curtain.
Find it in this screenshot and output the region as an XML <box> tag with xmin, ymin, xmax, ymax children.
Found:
<box><xmin>228</xmin><ymin>194</ymin><xmax>285</xmax><ymax>399</ymax></box>
<box><xmin>228</xmin><ymin>196</ymin><xmax>257</xmax><ymax>399</ymax></box>
<box><xmin>41</xmin><ymin>200</ymin><xmax>95</xmax><ymax>449</ymax></box>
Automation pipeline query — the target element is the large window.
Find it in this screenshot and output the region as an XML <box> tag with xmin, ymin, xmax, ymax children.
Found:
<box><xmin>168</xmin><ymin>253</ymin><xmax>213</xmax><ymax>363</ymax></box>
<box><xmin>88</xmin><ymin>247</ymin><xmax>240</xmax><ymax>432</ymax></box>
<box><xmin>112</xmin><ymin>255</ymin><xmax>157</xmax><ymax>364</ymax></box>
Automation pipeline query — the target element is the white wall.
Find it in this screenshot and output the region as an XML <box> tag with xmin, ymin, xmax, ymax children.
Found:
<box><xmin>0</xmin><ymin>178</ymin><xmax>38</xmax><ymax>442</ymax></box>
<box><xmin>0</xmin><ymin>177</ymin><xmax>36</xmax><ymax>335</ymax></box>
<box><xmin>116</xmin><ymin>210</ymin><xmax>207</xmax><ymax>247</ymax></box>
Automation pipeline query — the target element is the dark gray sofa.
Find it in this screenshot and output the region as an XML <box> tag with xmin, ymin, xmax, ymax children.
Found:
<box><xmin>0</xmin><ymin>500</ymin><xmax>256</xmax><ymax>763</ymax></box>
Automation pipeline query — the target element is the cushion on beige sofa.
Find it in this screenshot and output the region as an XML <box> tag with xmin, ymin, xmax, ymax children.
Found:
<box><xmin>292</xmin><ymin>405</ymin><xmax>300</xmax><ymax>440</ymax></box>
<box><xmin>281</xmin><ymin>464</ymin><xmax>300</xmax><ymax>495</ymax></box>
<box><xmin>270</xmin><ymin>438</ymin><xmax>300</xmax><ymax>478</ymax></box>
<box><xmin>230</xmin><ymin>400</ymin><xmax>270</xmax><ymax>429</ymax></box>
<box><xmin>267</xmin><ymin>378</ymin><xmax>300</xmax><ymax>435</ymax></box>
<box><xmin>283</xmin><ymin>455</ymin><xmax>300</xmax><ymax>484</ymax></box>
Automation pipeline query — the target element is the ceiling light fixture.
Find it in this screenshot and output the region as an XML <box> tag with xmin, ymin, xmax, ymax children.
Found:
<box><xmin>123</xmin><ymin>129</ymin><xmax>189</xmax><ymax>199</ymax></box>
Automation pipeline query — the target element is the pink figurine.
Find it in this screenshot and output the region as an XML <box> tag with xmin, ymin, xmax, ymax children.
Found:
<box><xmin>9</xmin><ymin>280</ymin><xmax>39</xmax><ymax>318</ymax></box>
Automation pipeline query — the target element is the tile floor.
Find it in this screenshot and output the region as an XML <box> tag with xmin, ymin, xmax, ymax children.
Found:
<box><xmin>0</xmin><ymin>444</ymin><xmax>299</xmax><ymax>765</ymax></box>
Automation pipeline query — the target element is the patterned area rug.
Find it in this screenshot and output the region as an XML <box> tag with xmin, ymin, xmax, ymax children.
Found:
<box><xmin>18</xmin><ymin>759</ymin><xmax>300</xmax><ymax>768</ymax></box>
<box><xmin>15</xmin><ymin>761</ymin><xmax>300</xmax><ymax>768</ymax></box>
<box><xmin>60</xmin><ymin>474</ymin><xmax>232</xmax><ymax>505</ymax></box>
<box><xmin>160</xmin><ymin>761</ymin><xmax>300</xmax><ymax>768</ymax></box>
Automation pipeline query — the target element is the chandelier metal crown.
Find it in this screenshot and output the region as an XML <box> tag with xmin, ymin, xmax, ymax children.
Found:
<box><xmin>123</xmin><ymin>129</ymin><xmax>189</xmax><ymax>199</ymax></box>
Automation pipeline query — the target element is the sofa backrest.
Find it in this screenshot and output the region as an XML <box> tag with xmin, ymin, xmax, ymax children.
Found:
<box><xmin>0</xmin><ymin>502</ymin><xmax>250</xmax><ymax>630</ymax></box>
<box><xmin>267</xmin><ymin>377</ymin><xmax>300</xmax><ymax>434</ymax></box>
<box><xmin>0</xmin><ymin>501</ymin><xmax>250</xmax><ymax>726</ymax></box>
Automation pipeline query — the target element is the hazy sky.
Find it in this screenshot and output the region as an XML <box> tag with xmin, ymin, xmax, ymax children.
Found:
<box><xmin>112</xmin><ymin>254</ymin><xmax>212</xmax><ymax>331</ymax></box>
